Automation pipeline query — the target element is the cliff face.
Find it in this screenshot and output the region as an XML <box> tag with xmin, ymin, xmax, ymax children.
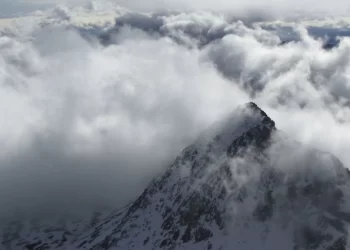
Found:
<box><xmin>3</xmin><ymin>102</ymin><xmax>350</xmax><ymax>250</ymax></box>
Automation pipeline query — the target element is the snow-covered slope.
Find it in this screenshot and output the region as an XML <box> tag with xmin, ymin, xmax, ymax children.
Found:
<box><xmin>2</xmin><ymin>102</ymin><xmax>350</xmax><ymax>250</ymax></box>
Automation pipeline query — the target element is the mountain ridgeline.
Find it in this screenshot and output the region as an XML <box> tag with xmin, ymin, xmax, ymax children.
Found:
<box><xmin>2</xmin><ymin>102</ymin><xmax>350</xmax><ymax>250</ymax></box>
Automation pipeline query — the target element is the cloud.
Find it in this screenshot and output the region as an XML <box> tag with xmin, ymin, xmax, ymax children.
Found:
<box><xmin>0</xmin><ymin>4</ymin><xmax>350</xmax><ymax>223</ymax></box>
<box><xmin>0</xmin><ymin>9</ymin><xmax>248</xmax><ymax>220</ymax></box>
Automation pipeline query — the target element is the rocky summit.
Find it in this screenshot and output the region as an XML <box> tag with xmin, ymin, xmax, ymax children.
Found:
<box><xmin>2</xmin><ymin>102</ymin><xmax>350</xmax><ymax>250</ymax></box>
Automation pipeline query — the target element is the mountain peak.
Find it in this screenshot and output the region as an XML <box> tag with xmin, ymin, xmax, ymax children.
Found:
<box><xmin>194</xmin><ymin>102</ymin><xmax>276</xmax><ymax>159</ymax></box>
<box><xmin>241</xmin><ymin>101</ymin><xmax>275</xmax><ymax>128</ymax></box>
<box><xmin>245</xmin><ymin>102</ymin><xmax>268</xmax><ymax>117</ymax></box>
<box><xmin>246</xmin><ymin>101</ymin><xmax>259</xmax><ymax>109</ymax></box>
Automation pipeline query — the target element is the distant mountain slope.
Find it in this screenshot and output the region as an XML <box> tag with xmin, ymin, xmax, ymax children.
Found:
<box><xmin>2</xmin><ymin>102</ymin><xmax>350</xmax><ymax>250</ymax></box>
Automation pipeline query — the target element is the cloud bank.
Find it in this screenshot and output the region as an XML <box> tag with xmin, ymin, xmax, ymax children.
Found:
<box><xmin>0</xmin><ymin>4</ymin><xmax>350</xmax><ymax>221</ymax></box>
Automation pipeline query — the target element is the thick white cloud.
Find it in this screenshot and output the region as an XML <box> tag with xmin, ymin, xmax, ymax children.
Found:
<box><xmin>0</xmin><ymin>9</ymin><xmax>248</xmax><ymax>220</ymax></box>
<box><xmin>0</xmin><ymin>4</ymin><xmax>350</xmax><ymax>222</ymax></box>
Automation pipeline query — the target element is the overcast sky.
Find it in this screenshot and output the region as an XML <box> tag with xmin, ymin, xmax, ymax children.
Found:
<box><xmin>2</xmin><ymin>0</ymin><xmax>350</xmax><ymax>19</ymax></box>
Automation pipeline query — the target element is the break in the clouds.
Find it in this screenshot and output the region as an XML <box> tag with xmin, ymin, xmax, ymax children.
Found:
<box><xmin>0</xmin><ymin>3</ymin><xmax>350</xmax><ymax>221</ymax></box>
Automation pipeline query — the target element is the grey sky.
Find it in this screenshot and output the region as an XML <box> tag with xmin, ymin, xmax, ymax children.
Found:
<box><xmin>2</xmin><ymin>0</ymin><xmax>350</xmax><ymax>18</ymax></box>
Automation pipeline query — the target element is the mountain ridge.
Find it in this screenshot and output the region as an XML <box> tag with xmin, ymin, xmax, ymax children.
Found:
<box><xmin>2</xmin><ymin>102</ymin><xmax>350</xmax><ymax>250</ymax></box>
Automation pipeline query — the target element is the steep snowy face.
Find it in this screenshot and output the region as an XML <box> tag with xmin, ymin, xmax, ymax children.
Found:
<box><xmin>2</xmin><ymin>102</ymin><xmax>350</xmax><ymax>250</ymax></box>
<box><xmin>71</xmin><ymin>102</ymin><xmax>350</xmax><ymax>250</ymax></box>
